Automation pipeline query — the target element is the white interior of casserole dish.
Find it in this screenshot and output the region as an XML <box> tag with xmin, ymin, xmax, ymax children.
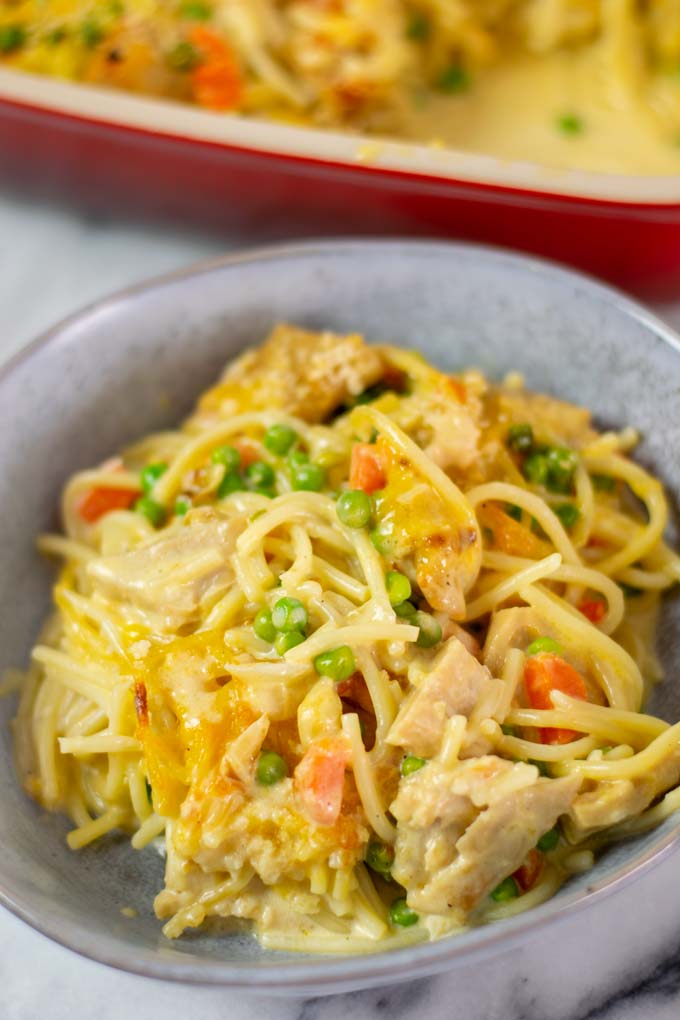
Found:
<box><xmin>1</xmin><ymin>67</ymin><xmax>680</xmax><ymax>204</ymax></box>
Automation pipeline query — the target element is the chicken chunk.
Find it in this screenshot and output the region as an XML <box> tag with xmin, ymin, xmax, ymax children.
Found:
<box><xmin>88</xmin><ymin>509</ymin><xmax>243</xmax><ymax>633</ymax></box>
<box><xmin>197</xmin><ymin>324</ymin><xmax>385</xmax><ymax>424</ymax></box>
<box><xmin>391</xmin><ymin>755</ymin><xmax>580</xmax><ymax>917</ymax></box>
<box><xmin>391</xmin><ymin>755</ymin><xmax>536</xmax><ymax>830</ymax></box>
<box><xmin>567</xmin><ymin>748</ymin><xmax>680</xmax><ymax>839</ymax></box>
<box><xmin>496</xmin><ymin>388</ymin><xmax>596</xmax><ymax>448</ymax></box>
<box><xmin>387</xmin><ymin>637</ymin><xmax>493</xmax><ymax>757</ymax></box>
<box><xmin>412</xmin><ymin>773</ymin><xmax>580</xmax><ymax>915</ymax></box>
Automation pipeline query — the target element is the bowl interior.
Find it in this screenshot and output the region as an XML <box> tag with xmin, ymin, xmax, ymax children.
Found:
<box><xmin>0</xmin><ymin>241</ymin><xmax>679</xmax><ymax>991</ymax></box>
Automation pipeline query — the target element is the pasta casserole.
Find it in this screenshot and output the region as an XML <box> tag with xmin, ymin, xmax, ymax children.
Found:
<box><xmin>12</xmin><ymin>324</ymin><xmax>680</xmax><ymax>952</ymax></box>
<box><xmin>1</xmin><ymin>2</ymin><xmax>680</xmax><ymax>171</ymax></box>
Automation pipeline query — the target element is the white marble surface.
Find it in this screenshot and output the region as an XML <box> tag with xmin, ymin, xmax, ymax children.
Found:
<box><xmin>2</xmin><ymin>192</ymin><xmax>680</xmax><ymax>1020</ymax></box>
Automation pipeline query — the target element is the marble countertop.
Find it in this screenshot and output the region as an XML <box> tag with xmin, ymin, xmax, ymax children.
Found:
<box><xmin>2</xmin><ymin>193</ymin><xmax>680</xmax><ymax>1020</ymax></box>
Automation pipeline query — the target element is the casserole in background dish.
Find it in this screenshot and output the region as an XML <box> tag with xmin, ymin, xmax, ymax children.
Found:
<box><xmin>2</xmin><ymin>68</ymin><xmax>680</xmax><ymax>296</ymax></box>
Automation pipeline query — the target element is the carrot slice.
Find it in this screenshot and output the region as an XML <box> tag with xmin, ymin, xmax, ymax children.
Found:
<box><xmin>524</xmin><ymin>652</ymin><xmax>588</xmax><ymax>745</ymax></box>
<box><xmin>78</xmin><ymin>486</ymin><xmax>139</xmax><ymax>523</ymax></box>
<box><xmin>233</xmin><ymin>439</ymin><xmax>260</xmax><ymax>468</ymax></box>
<box><xmin>190</xmin><ymin>27</ymin><xmax>242</xmax><ymax>110</ymax></box>
<box><xmin>513</xmin><ymin>848</ymin><xmax>544</xmax><ymax>893</ymax></box>
<box><xmin>294</xmin><ymin>736</ymin><xmax>351</xmax><ymax>827</ymax></box>
<box><xmin>578</xmin><ymin>598</ymin><xmax>606</xmax><ymax>624</ymax></box>
<box><xmin>349</xmin><ymin>443</ymin><xmax>386</xmax><ymax>494</ymax></box>
<box><xmin>478</xmin><ymin>503</ymin><xmax>546</xmax><ymax>558</ymax></box>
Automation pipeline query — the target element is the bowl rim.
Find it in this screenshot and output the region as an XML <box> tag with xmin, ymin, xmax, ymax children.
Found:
<box><xmin>2</xmin><ymin>238</ymin><xmax>680</xmax><ymax>992</ymax></box>
<box><xmin>2</xmin><ymin>67</ymin><xmax>680</xmax><ymax>206</ymax></box>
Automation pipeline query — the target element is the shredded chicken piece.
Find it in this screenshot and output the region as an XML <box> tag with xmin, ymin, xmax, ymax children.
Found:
<box><xmin>197</xmin><ymin>323</ymin><xmax>385</xmax><ymax>424</ymax></box>
<box><xmin>88</xmin><ymin>508</ymin><xmax>243</xmax><ymax>633</ymax></box>
<box><xmin>567</xmin><ymin>749</ymin><xmax>680</xmax><ymax>839</ymax></box>
<box><xmin>387</xmin><ymin>637</ymin><xmax>493</xmax><ymax>757</ymax></box>
<box><xmin>391</xmin><ymin>754</ymin><xmax>580</xmax><ymax>916</ymax></box>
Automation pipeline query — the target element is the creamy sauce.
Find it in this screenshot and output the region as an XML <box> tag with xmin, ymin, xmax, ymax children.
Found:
<box><xmin>401</xmin><ymin>46</ymin><xmax>680</xmax><ymax>176</ymax></box>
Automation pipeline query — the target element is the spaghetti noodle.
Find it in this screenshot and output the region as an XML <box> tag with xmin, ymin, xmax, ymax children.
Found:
<box><xmin>11</xmin><ymin>323</ymin><xmax>680</xmax><ymax>952</ymax></box>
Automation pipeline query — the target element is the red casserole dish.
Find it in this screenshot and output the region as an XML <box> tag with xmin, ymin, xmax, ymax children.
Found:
<box><xmin>2</xmin><ymin>68</ymin><xmax>680</xmax><ymax>297</ymax></box>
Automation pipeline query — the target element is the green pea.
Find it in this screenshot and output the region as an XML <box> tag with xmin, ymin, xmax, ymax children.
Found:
<box><xmin>545</xmin><ymin>447</ymin><xmax>578</xmax><ymax>493</ymax></box>
<box><xmin>314</xmin><ymin>646</ymin><xmax>355</xmax><ymax>682</ymax></box>
<box><xmin>490</xmin><ymin>876</ymin><xmax>519</xmax><ymax>902</ymax></box>
<box><xmin>524</xmin><ymin>452</ymin><xmax>549</xmax><ymax>486</ymax></box>
<box><xmin>140</xmin><ymin>462</ymin><xmax>167</xmax><ymax>496</ymax></box>
<box><xmin>394</xmin><ymin>600</ymin><xmax>417</xmax><ymax>620</ymax></box>
<box><xmin>179</xmin><ymin>1</ymin><xmax>212</xmax><ymax>18</ymax></box>
<box><xmin>81</xmin><ymin>19</ymin><xmax>104</xmax><ymax>47</ymax></box>
<box><xmin>217</xmin><ymin>472</ymin><xmax>242</xmax><ymax>499</ymax></box>
<box><xmin>291</xmin><ymin>462</ymin><xmax>325</xmax><ymax>492</ymax></box>
<box><xmin>389</xmin><ymin>897</ymin><xmax>419</xmax><ymax>927</ymax></box>
<box><xmin>253</xmin><ymin>608</ymin><xmax>276</xmax><ymax>643</ymax></box>
<box><xmin>369</xmin><ymin>524</ymin><xmax>393</xmax><ymax>555</ymax></box>
<box><xmin>288</xmin><ymin>449</ymin><xmax>309</xmax><ymax>468</ymax></box>
<box><xmin>438</xmin><ymin>64</ymin><xmax>470</xmax><ymax>93</ymax></box>
<box><xmin>45</xmin><ymin>26</ymin><xmax>67</xmax><ymax>44</ymax></box>
<box><xmin>406</xmin><ymin>11</ymin><xmax>430</xmax><ymax>40</ymax></box>
<box><xmin>386</xmin><ymin>571</ymin><xmax>411</xmax><ymax>607</ymax></box>
<box><xmin>336</xmin><ymin>490</ymin><xmax>372</xmax><ymax>529</ymax></box>
<box><xmin>211</xmin><ymin>445</ymin><xmax>241</xmax><ymax>471</ymax></box>
<box><xmin>557</xmin><ymin>112</ymin><xmax>584</xmax><ymax>136</ymax></box>
<box><xmin>274</xmin><ymin>630</ymin><xmax>306</xmax><ymax>655</ymax></box>
<box><xmin>365</xmin><ymin>841</ymin><xmax>394</xmax><ymax>879</ymax></box>
<box><xmin>174</xmin><ymin>494</ymin><xmax>191</xmax><ymax>516</ymax></box>
<box><xmin>264</xmin><ymin>424</ymin><xmax>298</xmax><ymax>456</ymax></box>
<box><xmin>507</xmin><ymin>423</ymin><xmax>534</xmax><ymax>453</ymax></box>
<box><xmin>537</xmin><ymin>827</ymin><xmax>560</xmax><ymax>852</ymax></box>
<box><xmin>401</xmin><ymin>754</ymin><xmax>426</xmax><ymax>777</ymax></box>
<box><xmin>167</xmin><ymin>40</ymin><xmax>200</xmax><ymax>70</ymax></box>
<box><xmin>592</xmin><ymin>473</ymin><xmax>615</xmax><ymax>492</ymax></box>
<box><xmin>414</xmin><ymin>611</ymin><xmax>442</xmax><ymax>648</ymax></box>
<box><xmin>134</xmin><ymin>496</ymin><xmax>166</xmax><ymax>528</ymax></box>
<box><xmin>526</xmin><ymin>636</ymin><xmax>562</xmax><ymax>656</ymax></box>
<box><xmin>255</xmin><ymin>750</ymin><xmax>288</xmax><ymax>786</ymax></box>
<box><xmin>272</xmin><ymin>597</ymin><xmax>307</xmax><ymax>633</ymax></box>
<box><xmin>0</xmin><ymin>24</ymin><xmax>26</xmax><ymax>52</ymax></box>
<box><xmin>245</xmin><ymin>461</ymin><xmax>275</xmax><ymax>490</ymax></box>
<box><xmin>554</xmin><ymin>503</ymin><xmax>580</xmax><ymax>529</ymax></box>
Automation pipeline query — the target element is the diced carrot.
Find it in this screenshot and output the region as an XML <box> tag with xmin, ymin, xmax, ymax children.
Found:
<box><xmin>477</xmin><ymin>503</ymin><xmax>546</xmax><ymax>558</ymax></box>
<box><xmin>78</xmin><ymin>486</ymin><xmax>139</xmax><ymax>523</ymax></box>
<box><xmin>234</xmin><ymin>439</ymin><xmax>260</xmax><ymax>468</ymax></box>
<box><xmin>294</xmin><ymin>736</ymin><xmax>351</xmax><ymax>827</ymax></box>
<box><xmin>190</xmin><ymin>27</ymin><xmax>242</xmax><ymax>111</ymax></box>
<box><xmin>578</xmin><ymin>598</ymin><xmax>606</xmax><ymax>624</ymax></box>
<box><xmin>349</xmin><ymin>443</ymin><xmax>386</xmax><ymax>494</ymax></box>
<box><xmin>513</xmin><ymin>848</ymin><xmax>544</xmax><ymax>893</ymax></box>
<box><xmin>524</xmin><ymin>653</ymin><xmax>589</xmax><ymax>745</ymax></box>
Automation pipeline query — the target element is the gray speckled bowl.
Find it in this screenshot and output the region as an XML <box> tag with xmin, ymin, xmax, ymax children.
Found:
<box><xmin>1</xmin><ymin>241</ymin><xmax>679</xmax><ymax>994</ymax></box>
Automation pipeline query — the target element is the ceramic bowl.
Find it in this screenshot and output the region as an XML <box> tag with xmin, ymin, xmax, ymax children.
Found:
<box><xmin>0</xmin><ymin>241</ymin><xmax>678</xmax><ymax>994</ymax></box>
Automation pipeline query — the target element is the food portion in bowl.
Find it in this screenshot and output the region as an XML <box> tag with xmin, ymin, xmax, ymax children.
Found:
<box><xmin>1</xmin><ymin>2</ymin><xmax>680</xmax><ymax>174</ymax></box>
<box><xmin>12</xmin><ymin>324</ymin><xmax>680</xmax><ymax>953</ymax></box>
